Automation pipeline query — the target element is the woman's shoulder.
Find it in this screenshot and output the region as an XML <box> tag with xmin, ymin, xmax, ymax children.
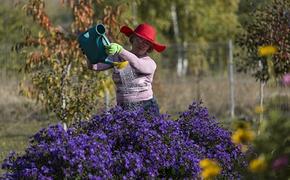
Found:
<box><xmin>141</xmin><ymin>55</ymin><xmax>155</xmax><ymax>62</ymax></box>
<box><xmin>141</xmin><ymin>56</ymin><xmax>157</xmax><ymax>69</ymax></box>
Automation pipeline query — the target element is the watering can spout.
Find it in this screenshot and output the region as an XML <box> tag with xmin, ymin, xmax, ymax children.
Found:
<box><xmin>78</xmin><ymin>24</ymin><xmax>112</xmax><ymax>64</ymax></box>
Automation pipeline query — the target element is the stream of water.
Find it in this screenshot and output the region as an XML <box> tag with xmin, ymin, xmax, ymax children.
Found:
<box><xmin>118</xmin><ymin>65</ymin><xmax>141</xmax><ymax>110</ymax></box>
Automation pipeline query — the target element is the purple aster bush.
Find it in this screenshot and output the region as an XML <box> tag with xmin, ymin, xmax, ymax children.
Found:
<box><xmin>1</xmin><ymin>124</ymin><xmax>113</xmax><ymax>179</ymax></box>
<box><xmin>1</xmin><ymin>101</ymin><xmax>245</xmax><ymax>179</ymax></box>
<box><xmin>178</xmin><ymin>102</ymin><xmax>246</xmax><ymax>178</ymax></box>
<box><xmin>73</xmin><ymin>106</ymin><xmax>193</xmax><ymax>178</ymax></box>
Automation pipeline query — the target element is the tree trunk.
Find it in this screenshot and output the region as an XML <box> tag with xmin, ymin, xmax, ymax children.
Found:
<box><xmin>170</xmin><ymin>3</ymin><xmax>183</xmax><ymax>76</ymax></box>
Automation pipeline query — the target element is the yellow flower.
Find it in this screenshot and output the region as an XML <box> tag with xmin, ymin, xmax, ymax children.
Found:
<box><xmin>258</xmin><ymin>45</ymin><xmax>277</xmax><ymax>57</ymax></box>
<box><xmin>233</xmin><ymin>121</ymin><xmax>251</xmax><ymax>130</ymax></box>
<box><xmin>231</xmin><ymin>128</ymin><xmax>255</xmax><ymax>145</ymax></box>
<box><xmin>199</xmin><ymin>159</ymin><xmax>221</xmax><ymax>179</ymax></box>
<box><xmin>254</xmin><ymin>105</ymin><xmax>264</xmax><ymax>114</ymax></box>
<box><xmin>199</xmin><ymin>159</ymin><xmax>213</xmax><ymax>168</ymax></box>
<box><xmin>249</xmin><ymin>155</ymin><xmax>267</xmax><ymax>172</ymax></box>
<box><xmin>201</xmin><ymin>166</ymin><xmax>221</xmax><ymax>179</ymax></box>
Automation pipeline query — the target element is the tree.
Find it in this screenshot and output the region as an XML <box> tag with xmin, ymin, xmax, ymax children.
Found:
<box><xmin>15</xmin><ymin>0</ymin><xmax>130</xmax><ymax>124</ymax></box>
<box><xmin>0</xmin><ymin>1</ymin><xmax>39</xmax><ymax>72</ymax></box>
<box><xmin>236</xmin><ymin>0</ymin><xmax>290</xmax><ymax>82</ymax></box>
<box><xmin>137</xmin><ymin>0</ymin><xmax>240</xmax><ymax>76</ymax></box>
<box><xmin>237</xmin><ymin>0</ymin><xmax>271</xmax><ymax>26</ymax></box>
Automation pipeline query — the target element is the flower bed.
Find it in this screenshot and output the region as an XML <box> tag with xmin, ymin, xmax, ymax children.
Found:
<box><xmin>1</xmin><ymin>102</ymin><xmax>245</xmax><ymax>179</ymax></box>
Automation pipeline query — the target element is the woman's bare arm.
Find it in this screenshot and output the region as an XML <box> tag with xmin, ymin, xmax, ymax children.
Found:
<box><xmin>86</xmin><ymin>58</ymin><xmax>113</xmax><ymax>71</ymax></box>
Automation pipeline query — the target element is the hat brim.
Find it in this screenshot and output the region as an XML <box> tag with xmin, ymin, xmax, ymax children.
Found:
<box><xmin>120</xmin><ymin>25</ymin><xmax>166</xmax><ymax>53</ymax></box>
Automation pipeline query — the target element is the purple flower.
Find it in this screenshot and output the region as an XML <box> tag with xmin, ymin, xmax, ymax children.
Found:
<box><xmin>282</xmin><ymin>73</ymin><xmax>290</xmax><ymax>86</ymax></box>
<box><xmin>272</xmin><ymin>155</ymin><xmax>289</xmax><ymax>171</ymax></box>
<box><xmin>1</xmin><ymin>101</ymin><xmax>245</xmax><ymax>179</ymax></box>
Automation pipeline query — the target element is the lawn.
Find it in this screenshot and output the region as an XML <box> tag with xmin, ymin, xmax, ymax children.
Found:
<box><xmin>0</xmin><ymin>76</ymin><xmax>57</xmax><ymax>174</ymax></box>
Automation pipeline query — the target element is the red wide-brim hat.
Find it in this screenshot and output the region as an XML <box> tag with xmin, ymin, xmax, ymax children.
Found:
<box><xmin>120</xmin><ymin>23</ymin><xmax>166</xmax><ymax>52</ymax></box>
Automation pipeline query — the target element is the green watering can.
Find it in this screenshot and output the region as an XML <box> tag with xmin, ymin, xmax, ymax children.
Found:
<box><xmin>78</xmin><ymin>24</ymin><xmax>113</xmax><ymax>64</ymax></box>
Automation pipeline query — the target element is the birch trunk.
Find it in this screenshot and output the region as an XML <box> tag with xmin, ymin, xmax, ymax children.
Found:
<box><xmin>170</xmin><ymin>3</ymin><xmax>183</xmax><ymax>76</ymax></box>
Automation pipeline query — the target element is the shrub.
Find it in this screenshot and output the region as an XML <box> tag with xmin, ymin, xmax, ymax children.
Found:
<box><xmin>236</xmin><ymin>0</ymin><xmax>290</xmax><ymax>82</ymax></box>
<box><xmin>244</xmin><ymin>110</ymin><xmax>290</xmax><ymax>179</ymax></box>
<box><xmin>1</xmin><ymin>102</ymin><xmax>245</xmax><ymax>179</ymax></box>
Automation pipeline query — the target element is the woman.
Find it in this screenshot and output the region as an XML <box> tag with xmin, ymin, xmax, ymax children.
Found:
<box><xmin>87</xmin><ymin>23</ymin><xmax>166</xmax><ymax>114</ymax></box>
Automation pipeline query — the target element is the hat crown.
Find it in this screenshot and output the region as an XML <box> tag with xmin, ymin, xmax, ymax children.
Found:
<box><xmin>120</xmin><ymin>23</ymin><xmax>166</xmax><ymax>52</ymax></box>
<box><xmin>134</xmin><ymin>23</ymin><xmax>156</xmax><ymax>41</ymax></box>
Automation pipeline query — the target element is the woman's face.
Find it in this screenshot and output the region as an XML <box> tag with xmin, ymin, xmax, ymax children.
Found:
<box><xmin>131</xmin><ymin>35</ymin><xmax>152</xmax><ymax>56</ymax></box>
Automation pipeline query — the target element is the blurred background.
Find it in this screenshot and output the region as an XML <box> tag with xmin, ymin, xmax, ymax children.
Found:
<box><xmin>1</xmin><ymin>0</ymin><xmax>290</xmax><ymax>166</ymax></box>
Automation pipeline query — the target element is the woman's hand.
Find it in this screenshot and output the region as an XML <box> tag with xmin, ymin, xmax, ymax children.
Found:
<box><xmin>105</xmin><ymin>43</ymin><xmax>123</xmax><ymax>55</ymax></box>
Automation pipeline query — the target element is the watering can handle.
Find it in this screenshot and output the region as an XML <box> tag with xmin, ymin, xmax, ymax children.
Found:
<box><xmin>101</xmin><ymin>35</ymin><xmax>115</xmax><ymax>64</ymax></box>
<box><xmin>102</xmin><ymin>35</ymin><xmax>111</xmax><ymax>46</ymax></box>
<box><xmin>95</xmin><ymin>24</ymin><xmax>110</xmax><ymax>46</ymax></box>
<box><xmin>95</xmin><ymin>35</ymin><xmax>114</xmax><ymax>64</ymax></box>
<box><xmin>95</xmin><ymin>24</ymin><xmax>114</xmax><ymax>64</ymax></box>
<box><xmin>95</xmin><ymin>35</ymin><xmax>110</xmax><ymax>47</ymax></box>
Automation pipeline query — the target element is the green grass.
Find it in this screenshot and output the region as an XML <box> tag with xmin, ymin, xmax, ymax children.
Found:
<box><xmin>0</xmin><ymin>118</ymin><xmax>59</xmax><ymax>175</ymax></box>
<box><xmin>0</xmin><ymin>119</ymin><xmax>56</xmax><ymax>159</ymax></box>
<box><xmin>0</xmin><ymin>75</ymin><xmax>58</xmax><ymax>175</ymax></box>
